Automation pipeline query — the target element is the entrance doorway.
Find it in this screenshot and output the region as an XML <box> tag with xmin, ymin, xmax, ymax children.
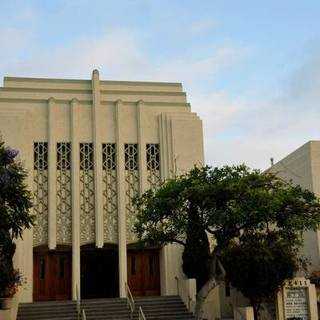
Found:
<box><xmin>127</xmin><ymin>249</ymin><xmax>160</xmax><ymax>296</ymax></box>
<box><xmin>33</xmin><ymin>246</ymin><xmax>72</xmax><ymax>301</ymax></box>
<box><xmin>80</xmin><ymin>245</ymin><xmax>119</xmax><ymax>299</ymax></box>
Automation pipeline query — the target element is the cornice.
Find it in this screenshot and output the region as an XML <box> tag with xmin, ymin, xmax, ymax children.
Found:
<box><xmin>0</xmin><ymin>97</ymin><xmax>190</xmax><ymax>108</ymax></box>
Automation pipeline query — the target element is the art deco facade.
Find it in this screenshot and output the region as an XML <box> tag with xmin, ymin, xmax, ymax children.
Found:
<box><xmin>0</xmin><ymin>70</ymin><xmax>204</xmax><ymax>303</ymax></box>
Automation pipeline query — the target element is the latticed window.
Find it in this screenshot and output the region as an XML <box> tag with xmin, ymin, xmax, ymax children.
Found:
<box><xmin>102</xmin><ymin>143</ymin><xmax>118</xmax><ymax>243</ymax></box>
<box><xmin>34</xmin><ymin>142</ymin><xmax>48</xmax><ymax>170</ymax></box>
<box><xmin>146</xmin><ymin>143</ymin><xmax>161</xmax><ymax>189</ymax></box>
<box><xmin>124</xmin><ymin>143</ymin><xmax>139</xmax><ymax>242</ymax></box>
<box><xmin>125</xmin><ymin>143</ymin><xmax>138</xmax><ymax>170</ymax></box>
<box><xmin>103</xmin><ymin>143</ymin><xmax>116</xmax><ymax>170</ymax></box>
<box><xmin>57</xmin><ymin>143</ymin><xmax>71</xmax><ymax>170</ymax></box>
<box><xmin>56</xmin><ymin>142</ymin><xmax>72</xmax><ymax>244</ymax></box>
<box><xmin>79</xmin><ymin>143</ymin><xmax>95</xmax><ymax>244</ymax></box>
<box><xmin>33</xmin><ymin>142</ymin><xmax>49</xmax><ymax>246</ymax></box>
<box><xmin>80</xmin><ymin>143</ymin><xmax>94</xmax><ymax>170</ymax></box>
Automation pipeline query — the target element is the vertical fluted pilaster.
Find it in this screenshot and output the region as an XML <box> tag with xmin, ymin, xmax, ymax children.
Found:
<box><xmin>71</xmin><ymin>98</ymin><xmax>81</xmax><ymax>299</ymax></box>
<box><xmin>115</xmin><ymin>99</ymin><xmax>127</xmax><ymax>297</ymax></box>
<box><xmin>92</xmin><ymin>69</ymin><xmax>104</xmax><ymax>248</ymax></box>
<box><xmin>48</xmin><ymin>97</ymin><xmax>57</xmax><ymax>250</ymax></box>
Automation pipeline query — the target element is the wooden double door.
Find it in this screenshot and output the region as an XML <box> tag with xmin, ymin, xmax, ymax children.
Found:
<box><xmin>127</xmin><ymin>249</ymin><xmax>160</xmax><ymax>296</ymax></box>
<box><xmin>33</xmin><ymin>247</ymin><xmax>71</xmax><ymax>301</ymax></box>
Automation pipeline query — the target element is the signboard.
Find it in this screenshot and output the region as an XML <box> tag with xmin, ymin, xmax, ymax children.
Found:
<box><xmin>284</xmin><ymin>287</ymin><xmax>309</xmax><ymax>320</ymax></box>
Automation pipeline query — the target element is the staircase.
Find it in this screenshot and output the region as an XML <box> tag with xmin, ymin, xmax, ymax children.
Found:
<box><xmin>17</xmin><ymin>296</ymin><xmax>195</xmax><ymax>320</ymax></box>
<box><xmin>134</xmin><ymin>296</ymin><xmax>195</xmax><ymax>319</ymax></box>
<box><xmin>17</xmin><ymin>300</ymin><xmax>78</xmax><ymax>320</ymax></box>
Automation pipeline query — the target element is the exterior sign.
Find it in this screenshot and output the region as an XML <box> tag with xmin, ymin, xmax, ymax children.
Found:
<box><xmin>284</xmin><ymin>287</ymin><xmax>309</xmax><ymax>320</ymax></box>
<box><xmin>276</xmin><ymin>277</ymin><xmax>318</xmax><ymax>320</ymax></box>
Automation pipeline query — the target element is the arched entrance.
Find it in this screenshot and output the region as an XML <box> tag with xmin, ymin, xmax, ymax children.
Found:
<box><xmin>33</xmin><ymin>245</ymin><xmax>72</xmax><ymax>301</ymax></box>
<box><xmin>127</xmin><ymin>246</ymin><xmax>160</xmax><ymax>296</ymax></box>
<box><xmin>80</xmin><ymin>244</ymin><xmax>119</xmax><ymax>299</ymax></box>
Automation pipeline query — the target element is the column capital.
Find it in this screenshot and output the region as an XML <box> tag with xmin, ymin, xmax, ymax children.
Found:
<box><xmin>71</xmin><ymin>98</ymin><xmax>79</xmax><ymax>106</ymax></box>
<box><xmin>48</xmin><ymin>97</ymin><xmax>56</xmax><ymax>104</ymax></box>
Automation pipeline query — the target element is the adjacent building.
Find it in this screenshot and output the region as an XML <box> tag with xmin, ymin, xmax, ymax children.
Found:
<box><xmin>0</xmin><ymin>70</ymin><xmax>204</xmax><ymax>303</ymax></box>
<box><xmin>268</xmin><ymin>141</ymin><xmax>320</xmax><ymax>274</ymax></box>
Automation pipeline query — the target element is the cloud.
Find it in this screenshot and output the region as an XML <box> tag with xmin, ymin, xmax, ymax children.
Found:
<box><xmin>1</xmin><ymin>20</ymin><xmax>318</xmax><ymax>171</ymax></box>
<box><xmin>2</xmin><ymin>28</ymin><xmax>148</xmax><ymax>80</ymax></box>
<box><xmin>199</xmin><ymin>46</ymin><xmax>320</xmax><ymax>169</ymax></box>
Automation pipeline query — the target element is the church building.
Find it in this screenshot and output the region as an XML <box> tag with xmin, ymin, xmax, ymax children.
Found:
<box><xmin>0</xmin><ymin>70</ymin><xmax>204</xmax><ymax>303</ymax></box>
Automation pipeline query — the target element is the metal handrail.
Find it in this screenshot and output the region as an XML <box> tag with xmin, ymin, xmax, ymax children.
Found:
<box><xmin>125</xmin><ymin>283</ymin><xmax>135</xmax><ymax>319</ymax></box>
<box><xmin>82</xmin><ymin>309</ymin><xmax>87</xmax><ymax>320</ymax></box>
<box><xmin>138</xmin><ymin>306</ymin><xmax>146</xmax><ymax>320</ymax></box>
<box><xmin>76</xmin><ymin>285</ymin><xmax>81</xmax><ymax>320</ymax></box>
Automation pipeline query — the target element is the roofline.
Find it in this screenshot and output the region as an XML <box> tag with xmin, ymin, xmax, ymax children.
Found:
<box><xmin>3</xmin><ymin>76</ymin><xmax>183</xmax><ymax>87</ymax></box>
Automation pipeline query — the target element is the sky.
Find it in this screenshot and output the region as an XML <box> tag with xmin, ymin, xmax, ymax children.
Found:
<box><xmin>0</xmin><ymin>1</ymin><xmax>319</xmax><ymax>170</ymax></box>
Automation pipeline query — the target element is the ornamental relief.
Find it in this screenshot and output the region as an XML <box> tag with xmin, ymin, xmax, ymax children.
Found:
<box><xmin>146</xmin><ymin>143</ymin><xmax>161</xmax><ymax>189</ymax></box>
<box><xmin>125</xmin><ymin>144</ymin><xmax>140</xmax><ymax>243</ymax></box>
<box><xmin>33</xmin><ymin>142</ymin><xmax>49</xmax><ymax>246</ymax></box>
<box><xmin>79</xmin><ymin>143</ymin><xmax>95</xmax><ymax>245</ymax></box>
<box><xmin>102</xmin><ymin>143</ymin><xmax>118</xmax><ymax>243</ymax></box>
<box><xmin>56</xmin><ymin>142</ymin><xmax>72</xmax><ymax>245</ymax></box>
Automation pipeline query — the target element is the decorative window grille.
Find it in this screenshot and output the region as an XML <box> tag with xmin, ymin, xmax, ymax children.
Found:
<box><xmin>79</xmin><ymin>143</ymin><xmax>95</xmax><ymax>244</ymax></box>
<box><xmin>124</xmin><ymin>143</ymin><xmax>139</xmax><ymax>242</ymax></box>
<box><xmin>56</xmin><ymin>142</ymin><xmax>72</xmax><ymax>244</ymax></box>
<box><xmin>102</xmin><ymin>143</ymin><xmax>118</xmax><ymax>243</ymax></box>
<box><xmin>146</xmin><ymin>144</ymin><xmax>161</xmax><ymax>189</ymax></box>
<box><xmin>33</xmin><ymin>142</ymin><xmax>48</xmax><ymax>246</ymax></box>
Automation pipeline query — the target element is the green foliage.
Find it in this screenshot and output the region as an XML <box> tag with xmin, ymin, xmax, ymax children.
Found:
<box><xmin>134</xmin><ymin>165</ymin><xmax>320</xmax><ymax>251</ymax></box>
<box><xmin>0</xmin><ymin>139</ymin><xmax>33</xmax><ymax>297</ymax></box>
<box><xmin>0</xmin><ymin>140</ymin><xmax>34</xmax><ymax>239</ymax></box>
<box><xmin>222</xmin><ymin>232</ymin><xmax>299</xmax><ymax>307</ymax></box>
<box><xmin>134</xmin><ymin>165</ymin><xmax>320</xmax><ymax>301</ymax></box>
<box><xmin>182</xmin><ymin>210</ymin><xmax>210</xmax><ymax>291</ymax></box>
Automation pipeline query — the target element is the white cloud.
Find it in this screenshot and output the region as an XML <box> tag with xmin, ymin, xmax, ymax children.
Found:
<box><xmin>1</xmin><ymin>23</ymin><xmax>318</xmax><ymax>171</ymax></box>
<box><xmin>199</xmin><ymin>47</ymin><xmax>320</xmax><ymax>169</ymax></box>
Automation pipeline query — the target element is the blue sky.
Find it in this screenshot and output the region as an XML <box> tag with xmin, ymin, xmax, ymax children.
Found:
<box><xmin>0</xmin><ymin>1</ymin><xmax>319</xmax><ymax>169</ymax></box>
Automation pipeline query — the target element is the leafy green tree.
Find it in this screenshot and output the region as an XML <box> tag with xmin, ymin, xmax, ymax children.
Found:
<box><xmin>0</xmin><ymin>140</ymin><xmax>33</xmax><ymax>297</ymax></box>
<box><xmin>134</xmin><ymin>165</ymin><xmax>320</xmax><ymax>319</ymax></box>
<box><xmin>222</xmin><ymin>232</ymin><xmax>301</xmax><ymax>319</ymax></box>
<box><xmin>182</xmin><ymin>211</ymin><xmax>210</xmax><ymax>291</ymax></box>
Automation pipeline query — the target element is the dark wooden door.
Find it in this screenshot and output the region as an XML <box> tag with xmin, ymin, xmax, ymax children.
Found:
<box><xmin>54</xmin><ymin>253</ymin><xmax>72</xmax><ymax>300</ymax></box>
<box><xmin>127</xmin><ymin>249</ymin><xmax>160</xmax><ymax>296</ymax></box>
<box><xmin>33</xmin><ymin>249</ymin><xmax>71</xmax><ymax>301</ymax></box>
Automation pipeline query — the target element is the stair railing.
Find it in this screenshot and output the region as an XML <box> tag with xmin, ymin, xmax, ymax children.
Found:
<box><xmin>76</xmin><ymin>284</ymin><xmax>87</xmax><ymax>320</ymax></box>
<box><xmin>125</xmin><ymin>283</ymin><xmax>135</xmax><ymax>319</ymax></box>
<box><xmin>81</xmin><ymin>309</ymin><xmax>87</xmax><ymax>320</ymax></box>
<box><xmin>76</xmin><ymin>285</ymin><xmax>81</xmax><ymax>320</ymax></box>
<box><xmin>138</xmin><ymin>306</ymin><xmax>146</xmax><ymax>320</ymax></box>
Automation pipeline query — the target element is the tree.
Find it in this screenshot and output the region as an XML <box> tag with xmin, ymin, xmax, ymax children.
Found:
<box><xmin>182</xmin><ymin>211</ymin><xmax>210</xmax><ymax>291</ymax></box>
<box><xmin>221</xmin><ymin>232</ymin><xmax>301</xmax><ymax>319</ymax></box>
<box><xmin>134</xmin><ymin>165</ymin><xmax>320</xmax><ymax>319</ymax></box>
<box><xmin>0</xmin><ymin>140</ymin><xmax>33</xmax><ymax>298</ymax></box>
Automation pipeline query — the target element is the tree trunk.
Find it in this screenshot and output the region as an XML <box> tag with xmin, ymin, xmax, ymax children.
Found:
<box><xmin>194</xmin><ymin>276</ymin><xmax>219</xmax><ymax>320</ymax></box>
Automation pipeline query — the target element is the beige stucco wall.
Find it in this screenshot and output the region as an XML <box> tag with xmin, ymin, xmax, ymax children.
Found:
<box><xmin>268</xmin><ymin>141</ymin><xmax>320</xmax><ymax>273</ymax></box>
<box><xmin>0</xmin><ymin>70</ymin><xmax>204</xmax><ymax>303</ymax></box>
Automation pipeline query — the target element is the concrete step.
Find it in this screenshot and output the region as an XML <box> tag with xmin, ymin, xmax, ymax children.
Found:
<box><xmin>18</xmin><ymin>295</ymin><xmax>195</xmax><ymax>320</ymax></box>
